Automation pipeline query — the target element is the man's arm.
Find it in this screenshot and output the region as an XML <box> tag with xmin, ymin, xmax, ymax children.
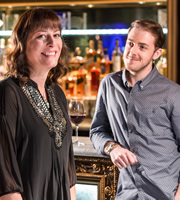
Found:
<box><xmin>104</xmin><ymin>142</ymin><xmax>138</xmax><ymax>169</ymax></box>
<box><xmin>90</xmin><ymin>78</ymin><xmax>115</xmax><ymax>155</ymax></box>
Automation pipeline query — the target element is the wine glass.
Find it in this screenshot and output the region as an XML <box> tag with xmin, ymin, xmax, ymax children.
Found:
<box><xmin>68</xmin><ymin>99</ymin><xmax>86</xmax><ymax>146</ymax></box>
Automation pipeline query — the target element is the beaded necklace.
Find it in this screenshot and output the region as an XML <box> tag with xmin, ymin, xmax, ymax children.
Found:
<box><xmin>21</xmin><ymin>84</ymin><xmax>67</xmax><ymax>148</ymax></box>
<box><xmin>42</xmin><ymin>94</ymin><xmax>50</xmax><ymax>109</ymax></box>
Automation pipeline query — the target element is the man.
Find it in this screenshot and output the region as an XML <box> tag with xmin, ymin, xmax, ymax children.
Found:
<box><xmin>90</xmin><ymin>19</ymin><xmax>180</xmax><ymax>200</ymax></box>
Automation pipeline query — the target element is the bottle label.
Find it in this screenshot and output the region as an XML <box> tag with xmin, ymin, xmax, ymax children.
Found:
<box><xmin>112</xmin><ymin>56</ymin><xmax>121</xmax><ymax>72</ymax></box>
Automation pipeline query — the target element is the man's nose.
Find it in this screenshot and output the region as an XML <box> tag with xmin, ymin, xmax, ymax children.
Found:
<box><xmin>129</xmin><ymin>45</ymin><xmax>137</xmax><ymax>55</ymax></box>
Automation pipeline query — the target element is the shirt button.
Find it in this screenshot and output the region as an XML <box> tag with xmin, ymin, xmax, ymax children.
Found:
<box><xmin>140</xmin><ymin>85</ymin><xmax>144</xmax><ymax>89</ymax></box>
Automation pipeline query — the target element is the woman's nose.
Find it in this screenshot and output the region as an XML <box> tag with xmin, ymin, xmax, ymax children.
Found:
<box><xmin>47</xmin><ymin>35</ymin><xmax>54</xmax><ymax>45</ymax></box>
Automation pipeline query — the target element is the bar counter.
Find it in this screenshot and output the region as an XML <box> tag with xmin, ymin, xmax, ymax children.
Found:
<box><xmin>72</xmin><ymin>136</ymin><xmax>103</xmax><ymax>157</ymax></box>
<box><xmin>72</xmin><ymin>136</ymin><xmax>119</xmax><ymax>200</ymax></box>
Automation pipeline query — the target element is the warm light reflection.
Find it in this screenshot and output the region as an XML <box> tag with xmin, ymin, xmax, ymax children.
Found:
<box><xmin>88</xmin><ymin>4</ymin><xmax>94</xmax><ymax>8</ymax></box>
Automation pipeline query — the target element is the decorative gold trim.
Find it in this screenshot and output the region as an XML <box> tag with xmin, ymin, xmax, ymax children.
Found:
<box><xmin>0</xmin><ymin>0</ymin><xmax>166</xmax><ymax>7</ymax></box>
<box><xmin>77</xmin><ymin>173</ymin><xmax>105</xmax><ymax>199</ymax></box>
<box><xmin>75</xmin><ymin>156</ymin><xmax>119</xmax><ymax>200</ymax></box>
<box><xmin>167</xmin><ymin>0</ymin><xmax>178</xmax><ymax>82</ymax></box>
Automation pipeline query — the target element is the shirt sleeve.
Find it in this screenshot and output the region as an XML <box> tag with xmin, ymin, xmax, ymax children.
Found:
<box><xmin>68</xmin><ymin>140</ymin><xmax>77</xmax><ymax>187</ymax></box>
<box><xmin>0</xmin><ymin>81</ymin><xmax>23</xmax><ymax>196</ymax></box>
<box><xmin>54</xmin><ymin>84</ymin><xmax>77</xmax><ymax>187</ymax></box>
<box><xmin>90</xmin><ymin>77</ymin><xmax>115</xmax><ymax>156</ymax></box>
<box><xmin>170</xmin><ymin>87</ymin><xmax>180</xmax><ymax>183</ymax></box>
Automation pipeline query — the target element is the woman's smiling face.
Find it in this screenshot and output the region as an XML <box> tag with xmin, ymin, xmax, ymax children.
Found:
<box><xmin>26</xmin><ymin>27</ymin><xmax>62</xmax><ymax>73</ymax></box>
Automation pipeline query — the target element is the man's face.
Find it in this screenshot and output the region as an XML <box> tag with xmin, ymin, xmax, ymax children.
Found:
<box><xmin>123</xmin><ymin>27</ymin><xmax>161</xmax><ymax>77</ymax></box>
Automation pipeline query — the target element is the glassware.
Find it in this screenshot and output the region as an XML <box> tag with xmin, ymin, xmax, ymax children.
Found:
<box><xmin>68</xmin><ymin>99</ymin><xmax>86</xmax><ymax>146</ymax></box>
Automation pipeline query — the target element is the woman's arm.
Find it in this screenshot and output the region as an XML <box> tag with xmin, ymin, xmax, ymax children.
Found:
<box><xmin>0</xmin><ymin>81</ymin><xmax>23</xmax><ymax>196</ymax></box>
<box><xmin>0</xmin><ymin>193</ymin><xmax>22</xmax><ymax>200</ymax></box>
<box><xmin>70</xmin><ymin>185</ymin><xmax>76</xmax><ymax>200</ymax></box>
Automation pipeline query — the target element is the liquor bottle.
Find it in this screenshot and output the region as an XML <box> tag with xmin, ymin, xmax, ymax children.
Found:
<box><xmin>156</xmin><ymin>49</ymin><xmax>167</xmax><ymax>77</ymax></box>
<box><xmin>91</xmin><ymin>55</ymin><xmax>100</xmax><ymax>96</ymax></box>
<box><xmin>64</xmin><ymin>69</ymin><xmax>76</xmax><ymax>97</ymax></box>
<box><xmin>0</xmin><ymin>38</ymin><xmax>6</xmax><ymax>80</ymax></box>
<box><xmin>112</xmin><ymin>39</ymin><xmax>122</xmax><ymax>72</ymax></box>
<box><xmin>6</xmin><ymin>38</ymin><xmax>13</xmax><ymax>54</ymax></box>
<box><xmin>96</xmin><ymin>40</ymin><xmax>104</xmax><ymax>62</ymax></box>
<box><xmin>69</xmin><ymin>47</ymin><xmax>85</xmax><ymax>71</ymax></box>
<box><xmin>76</xmin><ymin>63</ymin><xmax>87</xmax><ymax>97</ymax></box>
<box><xmin>0</xmin><ymin>38</ymin><xmax>5</xmax><ymax>65</ymax></box>
<box><xmin>86</xmin><ymin>40</ymin><xmax>96</xmax><ymax>70</ymax></box>
<box><xmin>99</xmin><ymin>48</ymin><xmax>110</xmax><ymax>79</ymax></box>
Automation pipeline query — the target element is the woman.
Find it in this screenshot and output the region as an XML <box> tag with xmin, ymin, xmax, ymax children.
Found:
<box><xmin>0</xmin><ymin>8</ymin><xmax>76</xmax><ymax>200</ymax></box>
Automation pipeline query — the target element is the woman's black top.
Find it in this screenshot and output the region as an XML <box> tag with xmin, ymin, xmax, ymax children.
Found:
<box><xmin>0</xmin><ymin>77</ymin><xmax>76</xmax><ymax>200</ymax></box>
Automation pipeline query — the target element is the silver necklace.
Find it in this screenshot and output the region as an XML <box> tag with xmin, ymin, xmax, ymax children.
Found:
<box><xmin>42</xmin><ymin>93</ymin><xmax>50</xmax><ymax>109</ymax></box>
<box><xmin>21</xmin><ymin>84</ymin><xmax>67</xmax><ymax>148</ymax></box>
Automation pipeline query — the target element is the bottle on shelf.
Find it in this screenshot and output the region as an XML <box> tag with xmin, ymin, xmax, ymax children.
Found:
<box><xmin>69</xmin><ymin>47</ymin><xmax>87</xmax><ymax>97</ymax></box>
<box><xmin>76</xmin><ymin>63</ymin><xmax>87</xmax><ymax>97</ymax></box>
<box><xmin>69</xmin><ymin>47</ymin><xmax>86</xmax><ymax>71</ymax></box>
<box><xmin>91</xmin><ymin>55</ymin><xmax>100</xmax><ymax>96</ymax></box>
<box><xmin>112</xmin><ymin>39</ymin><xmax>122</xmax><ymax>72</ymax></box>
<box><xmin>96</xmin><ymin>40</ymin><xmax>104</xmax><ymax>62</ymax></box>
<box><xmin>156</xmin><ymin>49</ymin><xmax>167</xmax><ymax>77</ymax></box>
<box><xmin>99</xmin><ymin>48</ymin><xmax>110</xmax><ymax>79</ymax></box>
<box><xmin>0</xmin><ymin>38</ymin><xmax>6</xmax><ymax>80</ymax></box>
<box><xmin>64</xmin><ymin>69</ymin><xmax>76</xmax><ymax>97</ymax></box>
<box><xmin>86</xmin><ymin>40</ymin><xmax>96</xmax><ymax>70</ymax></box>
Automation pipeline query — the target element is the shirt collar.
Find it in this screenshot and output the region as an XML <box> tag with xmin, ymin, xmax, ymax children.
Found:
<box><xmin>28</xmin><ymin>79</ymin><xmax>48</xmax><ymax>90</ymax></box>
<box><xmin>122</xmin><ymin>69</ymin><xmax>132</xmax><ymax>91</ymax></box>
<box><xmin>122</xmin><ymin>64</ymin><xmax>159</xmax><ymax>90</ymax></box>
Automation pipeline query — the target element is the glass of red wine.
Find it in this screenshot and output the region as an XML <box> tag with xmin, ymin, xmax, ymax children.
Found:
<box><xmin>68</xmin><ymin>99</ymin><xmax>86</xmax><ymax>146</ymax></box>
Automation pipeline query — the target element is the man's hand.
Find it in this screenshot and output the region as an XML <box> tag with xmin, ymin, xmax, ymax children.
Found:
<box><xmin>109</xmin><ymin>144</ymin><xmax>138</xmax><ymax>169</ymax></box>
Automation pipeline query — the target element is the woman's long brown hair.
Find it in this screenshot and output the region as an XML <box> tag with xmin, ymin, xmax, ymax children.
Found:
<box><xmin>6</xmin><ymin>7</ymin><xmax>69</xmax><ymax>85</ymax></box>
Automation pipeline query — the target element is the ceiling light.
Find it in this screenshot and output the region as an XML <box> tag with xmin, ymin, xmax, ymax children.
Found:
<box><xmin>88</xmin><ymin>4</ymin><xmax>94</xmax><ymax>8</ymax></box>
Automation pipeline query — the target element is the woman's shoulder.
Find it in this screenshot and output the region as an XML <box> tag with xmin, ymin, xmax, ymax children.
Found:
<box><xmin>51</xmin><ymin>83</ymin><xmax>67</xmax><ymax>104</ymax></box>
<box><xmin>0</xmin><ymin>76</ymin><xmax>19</xmax><ymax>93</ymax></box>
<box><xmin>51</xmin><ymin>83</ymin><xmax>65</xmax><ymax>95</ymax></box>
<box><xmin>0</xmin><ymin>77</ymin><xmax>20</xmax><ymax>114</ymax></box>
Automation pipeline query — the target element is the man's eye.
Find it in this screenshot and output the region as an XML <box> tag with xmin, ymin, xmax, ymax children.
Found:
<box><xmin>140</xmin><ymin>45</ymin><xmax>146</xmax><ymax>50</ymax></box>
<box><xmin>128</xmin><ymin>42</ymin><xmax>133</xmax><ymax>47</ymax></box>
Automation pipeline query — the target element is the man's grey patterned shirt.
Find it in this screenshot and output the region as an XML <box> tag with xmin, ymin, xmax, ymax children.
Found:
<box><xmin>90</xmin><ymin>66</ymin><xmax>180</xmax><ymax>200</ymax></box>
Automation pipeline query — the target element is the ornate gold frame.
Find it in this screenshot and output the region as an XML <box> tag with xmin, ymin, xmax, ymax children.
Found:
<box><xmin>75</xmin><ymin>156</ymin><xmax>119</xmax><ymax>200</ymax></box>
<box><xmin>76</xmin><ymin>173</ymin><xmax>105</xmax><ymax>199</ymax></box>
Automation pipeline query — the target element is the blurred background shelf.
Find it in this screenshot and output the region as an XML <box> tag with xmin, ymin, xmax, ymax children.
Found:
<box><xmin>0</xmin><ymin>0</ymin><xmax>179</xmax><ymax>134</ymax></box>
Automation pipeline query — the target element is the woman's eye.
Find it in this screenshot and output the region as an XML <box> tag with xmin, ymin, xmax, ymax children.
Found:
<box><xmin>37</xmin><ymin>34</ymin><xmax>46</xmax><ymax>39</ymax></box>
<box><xmin>54</xmin><ymin>34</ymin><xmax>60</xmax><ymax>38</ymax></box>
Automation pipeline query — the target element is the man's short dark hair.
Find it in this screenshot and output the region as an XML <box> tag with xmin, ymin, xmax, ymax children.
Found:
<box><xmin>128</xmin><ymin>19</ymin><xmax>165</xmax><ymax>48</ymax></box>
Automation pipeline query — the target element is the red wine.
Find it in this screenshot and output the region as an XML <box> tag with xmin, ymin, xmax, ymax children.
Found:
<box><xmin>70</xmin><ymin>114</ymin><xmax>86</xmax><ymax>125</ymax></box>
